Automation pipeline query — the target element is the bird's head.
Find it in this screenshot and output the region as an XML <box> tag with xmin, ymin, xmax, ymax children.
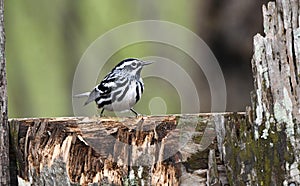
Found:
<box><xmin>113</xmin><ymin>58</ymin><xmax>152</xmax><ymax>78</ymax></box>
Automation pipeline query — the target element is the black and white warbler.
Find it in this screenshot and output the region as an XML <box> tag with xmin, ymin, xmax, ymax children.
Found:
<box><xmin>74</xmin><ymin>58</ymin><xmax>152</xmax><ymax>116</ymax></box>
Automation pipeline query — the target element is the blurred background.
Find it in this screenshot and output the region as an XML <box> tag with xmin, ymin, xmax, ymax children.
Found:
<box><xmin>6</xmin><ymin>0</ymin><xmax>269</xmax><ymax>118</ymax></box>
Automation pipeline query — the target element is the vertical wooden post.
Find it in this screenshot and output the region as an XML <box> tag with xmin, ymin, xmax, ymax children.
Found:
<box><xmin>0</xmin><ymin>0</ymin><xmax>9</xmax><ymax>185</ymax></box>
<box><xmin>223</xmin><ymin>0</ymin><xmax>300</xmax><ymax>185</ymax></box>
<box><xmin>251</xmin><ymin>0</ymin><xmax>300</xmax><ymax>183</ymax></box>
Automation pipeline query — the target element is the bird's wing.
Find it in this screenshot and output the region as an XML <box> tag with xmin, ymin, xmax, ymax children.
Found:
<box><xmin>84</xmin><ymin>74</ymin><xmax>117</xmax><ymax>106</ymax></box>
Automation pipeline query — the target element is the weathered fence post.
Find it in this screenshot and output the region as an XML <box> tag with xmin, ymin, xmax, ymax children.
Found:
<box><xmin>0</xmin><ymin>0</ymin><xmax>9</xmax><ymax>185</ymax></box>
<box><xmin>223</xmin><ymin>0</ymin><xmax>300</xmax><ymax>185</ymax></box>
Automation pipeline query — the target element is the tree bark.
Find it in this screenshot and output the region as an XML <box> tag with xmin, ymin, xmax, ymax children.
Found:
<box><xmin>0</xmin><ymin>0</ymin><xmax>9</xmax><ymax>185</ymax></box>
<box><xmin>223</xmin><ymin>0</ymin><xmax>300</xmax><ymax>185</ymax></box>
<box><xmin>10</xmin><ymin>114</ymin><xmax>237</xmax><ymax>185</ymax></box>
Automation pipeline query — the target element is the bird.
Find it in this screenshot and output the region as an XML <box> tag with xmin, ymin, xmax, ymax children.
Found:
<box><xmin>74</xmin><ymin>58</ymin><xmax>152</xmax><ymax>116</ymax></box>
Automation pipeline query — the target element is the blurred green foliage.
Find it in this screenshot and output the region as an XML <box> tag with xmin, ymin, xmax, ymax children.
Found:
<box><xmin>5</xmin><ymin>0</ymin><xmax>199</xmax><ymax>118</ymax></box>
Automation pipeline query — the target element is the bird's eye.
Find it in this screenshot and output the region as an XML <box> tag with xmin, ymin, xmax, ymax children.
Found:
<box><xmin>131</xmin><ymin>62</ymin><xmax>137</xmax><ymax>68</ymax></box>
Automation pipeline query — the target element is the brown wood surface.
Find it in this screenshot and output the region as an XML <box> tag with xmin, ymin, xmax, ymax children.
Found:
<box><xmin>10</xmin><ymin>114</ymin><xmax>241</xmax><ymax>185</ymax></box>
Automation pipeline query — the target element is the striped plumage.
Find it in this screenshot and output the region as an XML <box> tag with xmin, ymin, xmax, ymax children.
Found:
<box><xmin>82</xmin><ymin>58</ymin><xmax>152</xmax><ymax>116</ymax></box>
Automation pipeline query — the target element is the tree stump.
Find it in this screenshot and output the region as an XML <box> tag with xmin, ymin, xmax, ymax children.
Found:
<box><xmin>11</xmin><ymin>114</ymin><xmax>238</xmax><ymax>185</ymax></box>
<box><xmin>8</xmin><ymin>0</ymin><xmax>300</xmax><ymax>185</ymax></box>
<box><xmin>223</xmin><ymin>0</ymin><xmax>300</xmax><ymax>185</ymax></box>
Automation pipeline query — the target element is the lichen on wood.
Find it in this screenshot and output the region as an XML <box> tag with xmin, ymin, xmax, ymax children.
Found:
<box><xmin>221</xmin><ymin>0</ymin><xmax>300</xmax><ymax>185</ymax></box>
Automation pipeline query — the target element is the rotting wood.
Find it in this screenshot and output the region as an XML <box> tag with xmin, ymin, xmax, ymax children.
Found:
<box><xmin>9</xmin><ymin>113</ymin><xmax>239</xmax><ymax>186</ymax></box>
<box><xmin>9</xmin><ymin>1</ymin><xmax>300</xmax><ymax>185</ymax></box>
<box><xmin>222</xmin><ymin>0</ymin><xmax>300</xmax><ymax>185</ymax></box>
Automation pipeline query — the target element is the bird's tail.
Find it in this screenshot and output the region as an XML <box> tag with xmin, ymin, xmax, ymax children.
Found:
<box><xmin>73</xmin><ymin>92</ymin><xmax>90</xmax><ymax>98</ymax></box>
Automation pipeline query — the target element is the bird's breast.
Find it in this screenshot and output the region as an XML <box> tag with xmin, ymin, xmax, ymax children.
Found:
<box><xmin>103</xmin><ymin>80</ymin><xmax>141</xmax><ymax>111</ymax></box>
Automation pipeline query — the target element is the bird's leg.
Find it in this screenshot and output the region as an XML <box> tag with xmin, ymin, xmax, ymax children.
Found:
<box><xmin>130</xmin><ymin>108</ymin><xmax>139</xmax><ymax>117</ymax></box>
<box><xmin>100</xmin><ymin>108</ymin><xmax>105</xmax><ymax>117</ymax></box>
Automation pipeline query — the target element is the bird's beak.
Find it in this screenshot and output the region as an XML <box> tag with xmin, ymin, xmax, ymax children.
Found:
<box><xmin>142</xmin><ymin>61</ymin><xmax>153</xmax><ymax>66</ymax></box>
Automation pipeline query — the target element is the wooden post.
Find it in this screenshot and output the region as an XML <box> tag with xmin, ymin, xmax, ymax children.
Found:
<box><xmin>223</xmin><ymin>0</ymin><xmax>300</xmax><ymax>185</ymax></box>
<box><xmin>0</xmin><ymin>0</ymin><xmax>9</xmax><ymax>185</ymax></box>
